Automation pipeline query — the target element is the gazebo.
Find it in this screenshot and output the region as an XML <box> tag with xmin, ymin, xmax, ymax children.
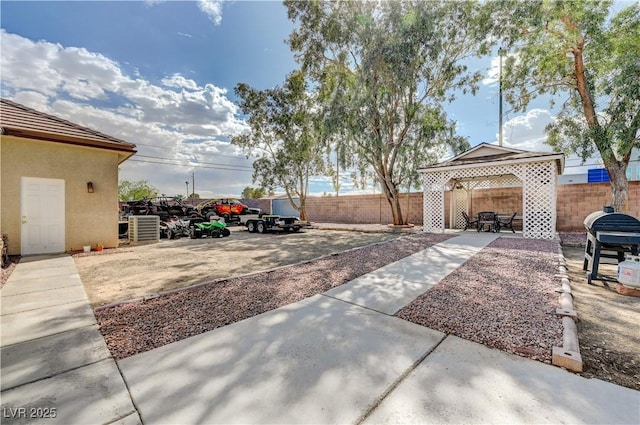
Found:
<box><xmin>419</xmin><ymin>143</ymin><xmax>565</xmax><ymax>239</ymax></box>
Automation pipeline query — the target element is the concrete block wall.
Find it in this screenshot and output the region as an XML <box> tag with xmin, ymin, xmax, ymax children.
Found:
<box><xmin>266</xmin><ymin>181</ymin><xmax>639</xmax><ymax>232</ymax></box>
<box><xmin>303</xmin><ymin>193</ymin><xmax>426</xmax><ymax>225</ymax></box>
<box><xmin>555</xmin><ymin>182</ymin><xmax>640</xmax><ymax>231</ymax></box>
<box><xmin>470</xmin><ymin>188</ymin><xmax>522</xmax><ymax>218</ymax></box>
<box><xmin>241</xmin><ymin>198</ymin><xmax>272</xmax><ymax>214</ymax></box>
<box><xmin>465</xmin><ymin>182</ymin><xmax>640</xmax><ymax>231</ymax></box>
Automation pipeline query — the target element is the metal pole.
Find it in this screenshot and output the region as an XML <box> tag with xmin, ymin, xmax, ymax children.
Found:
<box><xmin>185</xmin><ymin>181</ymin><xmax>189</xmax><ymax>200</ymax></box>
<box><xmin>498</xmin><ymin>48</ymin><xmax>504</xmax><ymax>147</ymax></box>
<box><xmin>336</xmin><ymin>155</ymin><xmax>339</xmax><ymax>197</ymax></box>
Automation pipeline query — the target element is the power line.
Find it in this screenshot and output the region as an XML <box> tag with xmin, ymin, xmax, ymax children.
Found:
<box><xmin>127</xmin><ymin>158</ymin><xmax>254</xmax><ymax>172</ymax></box>
<box><xmin>135</xmin><ymin>142</ymin><xmax>249</xmax><ymax>161</ymax></box>
<box><xmin>136</xmin><ymin>154</ymin><xmax>254</xmax><ymax>170</ymax></box>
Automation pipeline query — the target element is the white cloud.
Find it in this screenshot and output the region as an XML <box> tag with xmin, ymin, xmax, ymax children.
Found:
<box><xmin>177</xmin><ymin>32</ymin><xmax>193</xmax><ymax>38</ymax></box>
<box><xmin>161</xmin><ymin>74</ymin><xmax>200</xmax><ymax>90</ymax></box>
<box><xmin>482</xmin><ymin>51</ymin><xmax>518</xmax><ymax>86</ymax></box>
<box><xmin>482</xmin><ymin>55</ymin><xmax>500</xmax><ymax>86</ymax></box>
<box><xmin>198</xmin><ymin>0</ymin><xmax>224</xmax><ymax>26</ymax></box>
<box><xmin>144</xmin><ymin>0</ymin><xmax>224</xmax><ymax>27</ymax></box>
<box><xmin>501</xmin><ymin>109</ymin><xmax>555</xmax><ymax>152</ymax></box>
<box><xmin>497</xmin><ymin>108</ymin><xmax>606</xmax><ymax>175</ymax></box>
<box><xmin>0</xmin><ymin>29</ymin><xmax>253</xmax><ymax>197</ymax></box>
<box><xmin>11</xmin><ymin>91</ymin><xmax>50</xmax><ymax>112</ymax></box>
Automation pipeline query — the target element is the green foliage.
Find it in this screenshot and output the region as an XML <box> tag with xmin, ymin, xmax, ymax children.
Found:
<box><xmin>118</xmin><ymin>179</ymin><xmax>158</xmax><ymax>201</ymax></box>
<box><xmin>241</xmin><ymin>186</ymin><xmax>266</xmax><ymax>199</ymax></box>
<box><xmin>490</xmin><ymin>0</ymin><xmax>639</xmax><ymax>210</ymax></box>
<box><xmin>285</xmin><ymin>0</ymin><xmax>481</xmax><ymax>223</ymax></box>
<box><xmin>231</xmin><ymin>70</ymin><xmax>326</xmax><ymax>220</ymax></box>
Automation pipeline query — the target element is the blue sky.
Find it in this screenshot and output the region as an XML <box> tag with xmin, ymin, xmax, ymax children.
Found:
<box><xmin>0</xmin><ymin>0</ymin><xmax>604</xmax><ymax>198</ymax></box>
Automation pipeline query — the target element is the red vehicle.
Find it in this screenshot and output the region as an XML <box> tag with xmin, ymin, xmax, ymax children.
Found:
<box><xmin>196</xmin><ymin>198</ymin><xmax>257</xmax><ymax>222</ymax></box>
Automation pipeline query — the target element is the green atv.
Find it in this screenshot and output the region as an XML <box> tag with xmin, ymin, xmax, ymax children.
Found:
<box><xmin>189</xmin><ymin>218</ymin><xmax>231</xmax><ymax>238</ymax></box>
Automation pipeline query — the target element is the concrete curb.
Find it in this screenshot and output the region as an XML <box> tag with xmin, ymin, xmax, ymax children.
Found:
<box><xmin>311</xmin><ymin>223</ymin><xmax>423</xmax><ymax>234</ymax></box>
<box><xmin>552</xmin><ymin>244</ymin><xmax>583</xmax><ymax>372</ymax></box>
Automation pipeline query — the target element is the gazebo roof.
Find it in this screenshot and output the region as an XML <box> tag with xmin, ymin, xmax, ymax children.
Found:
<box><xmin>419</xmin><ymin>143</ymin><xmax>564</xmax><ymax>175</ymax></box>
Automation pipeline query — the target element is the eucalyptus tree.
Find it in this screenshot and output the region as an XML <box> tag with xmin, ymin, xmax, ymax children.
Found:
<box><xmin>231</xmin><ymin>70</ymin><xmax>325</xmax><ymax>221</ymax></box>
<box><xmin>118</xmin><ymin>179</ymin><xmax>158</xmax><ymax>201</ymax></box>
<box><xmin>241</xmin><ymin>186</ymin><xmax>266</xmax><ymax>199</ymax></box>
<box><xmin>285</xmin><ymin>0</ymin><xmax>485</xmax><ymax>225</ymax></box>
<box><xmin>493</xmin><ymin>0</ymin><xmax>639</xmax><ymax>212</ymax></box>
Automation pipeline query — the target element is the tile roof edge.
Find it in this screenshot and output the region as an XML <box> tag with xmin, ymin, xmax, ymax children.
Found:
<box><xmin>0</xmin><ymin>98</ymin><xmax>136</xmax><ymax>148</ymax></box>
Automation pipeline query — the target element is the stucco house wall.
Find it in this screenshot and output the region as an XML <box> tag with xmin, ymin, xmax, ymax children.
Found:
<box><xmin>1</xmin><ymin>98</ymin><xmax>136</xmax><ymax>256</ymax></box>
<box><xmin>1</xmin><ymin>136</ymin><xmax>123</xmax><ymax>254</ymax></box>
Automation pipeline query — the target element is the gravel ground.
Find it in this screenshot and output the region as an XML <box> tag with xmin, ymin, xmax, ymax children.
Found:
<box><xmin>397</xmin><ymin>238</ymin><xmax>563</xmax><ymax>363</ymax></box>
<box><xmin>1</xmin><ymin>256</ymin><xmax>20</xmax><ymax>289</ymax></box>
<box><xmin>96</xmin><ymin>232</ymin><xmax>453</xmax><ymax>359</ymax></box>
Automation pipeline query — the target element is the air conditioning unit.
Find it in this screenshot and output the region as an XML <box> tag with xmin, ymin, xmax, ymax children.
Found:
<box><xmin>128</xmin><ymin>215</ymin><xmax>160</xmax><ymax>243</ymax></box>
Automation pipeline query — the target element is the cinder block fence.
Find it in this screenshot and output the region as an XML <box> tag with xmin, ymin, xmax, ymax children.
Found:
<box><xmin>245</xmin><ymin>181</ymin><xmax>639</xmax><ymax>232</ymax></box>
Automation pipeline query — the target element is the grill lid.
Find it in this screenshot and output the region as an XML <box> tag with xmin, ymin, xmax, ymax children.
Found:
<box><xmin>584</xmin><ymin>210</ymin><xmax>640</xmax><ymax>233</ymax></box>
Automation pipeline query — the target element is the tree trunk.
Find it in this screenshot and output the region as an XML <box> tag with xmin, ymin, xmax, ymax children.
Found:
<box><xmin>403</xmin><ymin>191</ymin><xmax>411</xmax><ymax>224</ymax></box>
<box><xmin>289</xmin><ymin>194</ymin><xmax>308</xmax><ymax>221</ymax></box>
<box><xmin>298</xmin><ymin>196</ymin><xmax>308</xmax><ymax>221</ymax></box>
<box><xmin>572</xmin><ymin>36</ymin><xmax>630</xmax><ymax>213</ymax></box>
<box><xmin>388</xmin><ymin>195</ymin><xmax>405</xmax><ymax>225</ymax></box>
<box><xmin>381</xmin><ymin>182</ymin><xmax>405</xmax><ymax>225</ymax></box>
<box><xmin>607</xmin><ymin>163</ymin><xmax>629</xmax><ymax>212</ymax></box>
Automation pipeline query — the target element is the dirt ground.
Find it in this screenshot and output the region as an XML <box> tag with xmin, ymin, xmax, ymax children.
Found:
<box><xmin>562</xmin><ymin>245</ymin><xmax>640</xmax><ymax>390</ymax></box>
<box><xmin>74</xmin><ymin>228</ymin><xmax>402</xmax><ymax>307</ymax></box>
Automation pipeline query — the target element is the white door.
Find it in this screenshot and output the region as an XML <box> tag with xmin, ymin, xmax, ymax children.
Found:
<box><xmin>21</xmin><ymin>177</ymin><xmax>65</xmax><ymax>255</ymax></box>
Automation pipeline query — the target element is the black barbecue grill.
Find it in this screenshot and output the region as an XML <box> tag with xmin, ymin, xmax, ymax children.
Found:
<box><xmin>583</xmin><ymin>207</ymin><xmax>640</xmax><ymax>284</ymax></box>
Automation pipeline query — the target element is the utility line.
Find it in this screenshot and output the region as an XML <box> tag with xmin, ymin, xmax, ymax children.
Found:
<box><xmin>136</xmin><ymin>154</ymin><xmax>254</xmax><ymax>170</ymax></box>
<box><xmin>127</xmin><ymin>158</ymin><xmax>254</xmax><ymax>172</ymax></box>
<box><xmin>135</xmin><ymin>142</ymin><xmax>249</xmax><ymax>161</ymax></box>
<box><xmin>130</xmin><ymin>150</ymin><xmax>637</xmax><ymax>171</ymax></box>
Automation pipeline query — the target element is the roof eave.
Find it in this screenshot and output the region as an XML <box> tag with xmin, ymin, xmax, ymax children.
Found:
<box><xmin>2</xmin><ymin>126</ymin><xmax>137</xmax><ymax>154</ymax></box>
<box><xmin>444</xmin><ymin>143</ymin><xmax>526</xmax><ymax>164</ymax></box>
<box><xmin>117</xmin><ymin>150</ymin><xmax>137</xmax><ymax>164</ymax></box>
<box><xmin>418</xmin><ymin>153</ymin><xmax>565</xmax><ymax>174</ymax></box>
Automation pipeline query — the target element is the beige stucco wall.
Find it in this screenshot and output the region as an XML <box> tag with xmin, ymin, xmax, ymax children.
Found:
<box><xmin>1</xmin><ymin>135</ymin><xmax>121</xmax><ymax>255</ymax></box>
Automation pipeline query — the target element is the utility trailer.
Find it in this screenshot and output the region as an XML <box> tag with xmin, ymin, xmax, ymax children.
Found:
<box><xmin>242</xmin><ymin>214</ymin><xmax>311</xmax><ymax>233</ymax></box>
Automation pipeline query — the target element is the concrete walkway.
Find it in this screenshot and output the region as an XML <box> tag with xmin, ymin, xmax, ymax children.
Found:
<box><xmin>1</xmin><ymin>255</ymin><xmax>140</xmax><ymax>425</ymax></box>
<box><xmin>2</xmin><ymin>234</ymin><xmax>639</xmax><ymax>424</ymax></box>
<box><xmin>117</xmin><ymin>232</ymin><xmax>639</xmax><ymax>424</ymax></box>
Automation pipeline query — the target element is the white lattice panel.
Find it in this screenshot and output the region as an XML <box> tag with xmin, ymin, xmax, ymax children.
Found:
<box><xmin>452</xmin><ymin>188</ymin><xmax>468</xmax><ymax>229</ymax></box>
<box><xmin>472</xmin><ymin>174</ymin><xmax>522</xmax><ymax>189</ymax></box>
<box><xmin>422</xmin><ymin>172</ymin><xmax>448</xmax><ymax>232</ymax></box>
<box><xmin>421</xmin><ymin>160</ymin><xmax>558</xmax><ymax>239</ymax></box>
<box><xmin>522</xmin><ymin>161</ymin><xmax>557</xmax><ymax>239</ymax></box>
